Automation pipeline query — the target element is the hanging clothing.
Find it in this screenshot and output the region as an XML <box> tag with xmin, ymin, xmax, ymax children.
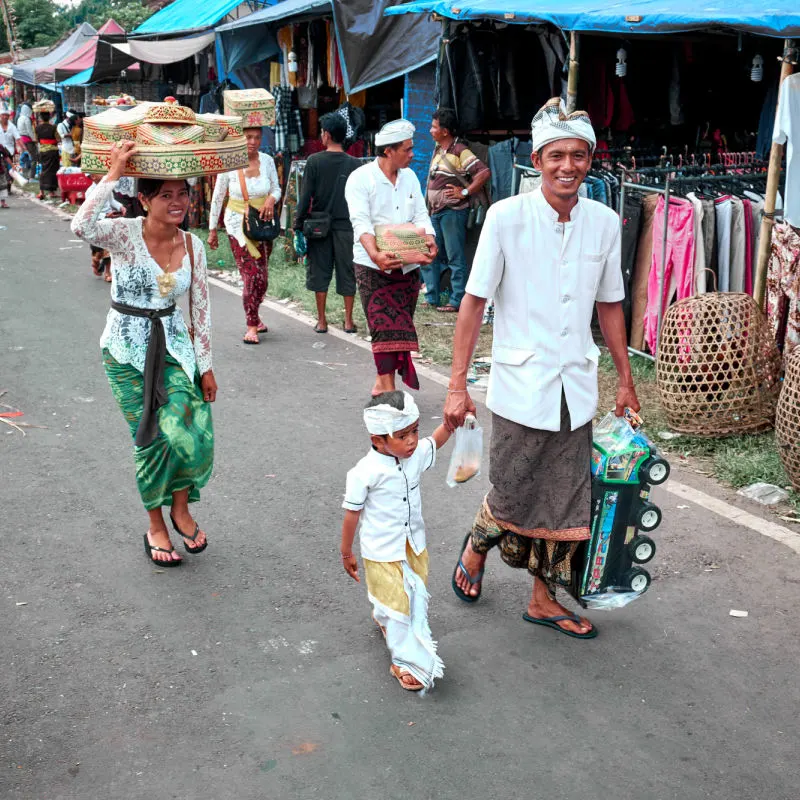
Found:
<box><xmin>686</xmin><ymin>192</ymin><xmax>707</xmax><ymax>294</ymax></box>
<box><xmin>715</xmin><ymin>197</ymin><xmax>733</xmax><ymax>292</ymax></box>
<box><xmin>767</xmin><ymin>222</ymin><xmax>800</xmax><ymax>355</ymax></box>
<box><xmin>621</xmin><ymin>193</ymin><xmax>643</xmax><ymax>335</ymax></box>
<box><xmin>629</xmin><ymin>194</ymin><xmax>660</xmax><ymax>350</ymax></box>
<box><xmin>729</xmin><ymin>197</ymin><xmax>747</xmax><ymax>293</ymax></box>
<box><xmin>644</xmin><ymin>196</ymin><xmax>695</xmax><ymax>354</ymax></box>
<box><xmin>773</xmin><ymin>72</ymin><xmax>800</xmax><ymax>228</ymax></box>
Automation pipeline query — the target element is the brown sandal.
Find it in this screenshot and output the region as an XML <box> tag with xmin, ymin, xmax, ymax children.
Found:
<box><xmin>390</xmin><ymin>664</ymin><xmax>424</xmax><ymax>691</ymax></box>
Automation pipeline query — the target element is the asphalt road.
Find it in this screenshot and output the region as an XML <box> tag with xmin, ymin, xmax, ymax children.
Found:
<box><xmin>2</xmin><ymin>198</ymin><xmax>799</xmax><ymax>800</ymax></box>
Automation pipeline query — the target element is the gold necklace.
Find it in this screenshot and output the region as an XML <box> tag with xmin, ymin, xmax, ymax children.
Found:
<box><xmin>145</xmin><ymin>227</ymin><xmax>181</xmax><ymax>297</ymax></box>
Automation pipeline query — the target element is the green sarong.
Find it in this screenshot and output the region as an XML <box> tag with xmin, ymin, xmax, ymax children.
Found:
<box><xmin>103</xmin><ymin>349</ymin><xmax>214</xmax><ymax>511</ymax></box>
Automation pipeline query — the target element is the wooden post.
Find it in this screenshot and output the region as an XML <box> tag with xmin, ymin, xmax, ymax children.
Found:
<box><xmin>566</xmin><ymin>31</ymin><xmax>580</xmax><ymax>113</ymax></box>
<box><xmin>754</xmin><ymin>39</ymin><xmax>795</xmax><ymax>309</ymax></box>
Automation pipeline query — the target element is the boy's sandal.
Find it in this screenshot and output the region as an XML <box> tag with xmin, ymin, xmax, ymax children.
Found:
<box><xmin>522</xmin><ymin>612</ymin><xmax>598</xmax><ymax>639</ymax></box>
<box><xmin>170</xmin><ymin>514</ymin><xmax>208</xmax><ymax>554</ymax></box>
<box><xmin>452</xmin><ymin>532</ymin><xmax>484</xmax><ymax>603</ymax></box>
<box><xmin>143</xmin><ymin>531</ymin><xmax>182</xmax><ymax>567</ymax></box>
<box><xmin>390</xmin><ymin>665</ymin><xmax>424</xmax><ymax>691</ymax></box>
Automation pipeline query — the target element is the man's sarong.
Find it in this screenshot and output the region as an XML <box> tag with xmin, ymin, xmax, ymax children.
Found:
<box><xmin>470</xmin><ymin>392</ymin><xmax>592</xmax><ymax>589</ymax></box>
<box><xmin>354</xmin><ymin>264</ymin><xmax>420</xmax><ymax>389</ymax></box>
<box><xmin>363</xmin><ymin>543</ymin><xmax>444</xmax><ymax>692</ymax></box>
<box><xmin>103</xmin><ymin>350</ymin><xmax>214</xmax><ymax>511</ymax></box>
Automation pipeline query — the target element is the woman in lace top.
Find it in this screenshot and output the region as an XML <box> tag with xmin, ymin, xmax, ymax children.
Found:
<box><xmin>208</xmin><ymin>127</ymin><xmax>281</xmax><ymax>344</ymax></box>
<box><xmin>71</xmin><ymin>140</ymin><xmax>217</xmax><ymax>568</ymax></box>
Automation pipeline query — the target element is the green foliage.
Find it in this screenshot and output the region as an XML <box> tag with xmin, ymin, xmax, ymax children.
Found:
<box><xmin>2</xmin><ymin>0</ymin><xmax>154</xmax><ymax>52</ymax></box>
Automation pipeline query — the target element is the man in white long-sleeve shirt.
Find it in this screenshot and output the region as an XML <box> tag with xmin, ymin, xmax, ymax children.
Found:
<box><xmin>345</xmin><ymin>119</ymin><xmax>437</xmax><ymax>396</ymax></box>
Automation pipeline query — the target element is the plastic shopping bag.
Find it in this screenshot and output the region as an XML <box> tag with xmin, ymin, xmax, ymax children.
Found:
<box><xmin>446</xmin><ymin>414</ymin><xmax>483</xmax><ymax>488</ymax></box>
<box><xmin>9</xmin><ymin>169</ymin><xmax>27</xmax><ymax>188</ymax></box>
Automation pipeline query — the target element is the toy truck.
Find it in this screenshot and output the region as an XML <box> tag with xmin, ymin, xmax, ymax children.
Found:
<box><xmin>570</xmin><ymin>413</ymin><xmax>670</xmax><ymax>609</ymax></box>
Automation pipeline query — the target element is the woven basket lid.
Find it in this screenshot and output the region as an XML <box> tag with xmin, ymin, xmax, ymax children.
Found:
<box><xmin>142</xmin><ymin>97</ymin><xmax>196</xmax><ymax>126</ymax></box>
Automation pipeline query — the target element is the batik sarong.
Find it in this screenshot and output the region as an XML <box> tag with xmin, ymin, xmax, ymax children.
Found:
<box><xmin>103</xmin><ymin>349</ymin><xmax>214</xmax><ymax>511</ymax></box>
<box><xmin>469</xmin><ymin>393</ymin><xmax>592</xmax><ymax>590</ymax></box>
<box><xmin>354</xmin><ymin>264</ymin><xmax>421</xmax><ymax>389</ymax></box>
<box><xmin>363</xmin><ymin>543</ymin><xmax>444</xmax><ymax>692</ymax></box>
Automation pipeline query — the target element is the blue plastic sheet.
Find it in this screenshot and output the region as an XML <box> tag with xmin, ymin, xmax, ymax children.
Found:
<box><xmin>133</xmin><ymin>0</ymin><xmax>271</xmax><ymax>36</ymax></box>
<box><xmin>385</xmin><ymin>0</ymin><xmax>800</xmax><ymax>38</ymax></box>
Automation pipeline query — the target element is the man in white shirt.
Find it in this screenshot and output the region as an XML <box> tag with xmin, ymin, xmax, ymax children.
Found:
<box><xmin>0</xmin><ymin>108</ymin><xmax>20</xmax><ymax>208</ymax></box>
<box><xmin>345</xmin><ymin>119</ymin><xmax>437</xmax><ymax>396</ymax></box>
<box><xmin>57</xmin><ymin>111</ymin><xmax>78</xmax><ymax>167</ymax></box>
<box><xmin>444</xmin><ymin>99</ymin><xmax>640</xmax><ymax>639</ymax></box>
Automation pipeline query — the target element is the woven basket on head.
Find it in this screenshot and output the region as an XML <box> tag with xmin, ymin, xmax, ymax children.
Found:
<box><xmin>776</xmin><ymin>347</ymin><xmax>800</xmax><ymax>490</ymax></box>
<box><xmin>656</xmin><ymin>290</ymin><xmax>782</xmax><ymax>437</ymax></box>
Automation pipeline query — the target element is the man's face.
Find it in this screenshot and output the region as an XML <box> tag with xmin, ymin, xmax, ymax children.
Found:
<box><xmin>430</xmin><ymin>118</ymin><xmax>446</xmax><ymax>143</ymax></box>
<box><xmin>388</xmin><ymin>139</ymin><xmax>414</xmax><ymax>170</ymax></box>
<box><xmin>532</xmin><ymin>138</ymin><xmax>591</xmax><ymax>203</ymax></box>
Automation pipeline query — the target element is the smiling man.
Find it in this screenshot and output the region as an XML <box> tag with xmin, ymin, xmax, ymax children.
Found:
<box><xmin>443</xmin><ymin>98</ymin><xmax>640</xmax><ymax>639</ymax></box>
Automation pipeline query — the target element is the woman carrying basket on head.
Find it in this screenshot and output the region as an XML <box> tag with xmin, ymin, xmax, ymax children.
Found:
<box><xmin>207</xmin><ymin>126</ymin><xmax>281</xmax><ymax>345</ymax></box>
<box><xmin>71</xmin><ymin>140</ymin><xmax>218</xmax><ymax>568</ymax></box>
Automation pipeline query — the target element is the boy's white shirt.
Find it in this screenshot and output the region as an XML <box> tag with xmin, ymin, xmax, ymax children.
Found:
<box><xmin>343</xmin><ymin>436</ymin><xmax>436</xmax><ymax>562</ymax></box>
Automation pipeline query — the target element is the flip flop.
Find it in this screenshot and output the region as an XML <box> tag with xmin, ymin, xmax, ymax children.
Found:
<box><xmin>344</xmin><ymin>325</ymin><xmax>358</xmax><ymax>334</ymax></box>
<box><xmin>452</xmin><ymin>532</ymin><xmax>484</xmax><ymax>603</ymax></box>
<box><xmin>242</xmin><ymin>333</ymin><xmax>260</xmax><ymax>344</ymax></box>
<box><xmin>143</xmin><ymin>531</ymin><xmax>182</xmax><ymax>567</ymax></box>
<box><xmin>389</xmin><ymin>664</ymin><xmax>424</xmax><ymax>692</ymax></box>
<box><xmin>257</xmin><ymin>323</ymin><xmax>268</xmax><ymax>334</ymax></box>
<box><xmin>522</xmin><ymin>612</ymin><xmax>598</xmax><ymax>639</ymax></box>
<box><xmin>314</xmin><ymin>324</ymin><xmax>328</xmax><ymax>334</ymax></box>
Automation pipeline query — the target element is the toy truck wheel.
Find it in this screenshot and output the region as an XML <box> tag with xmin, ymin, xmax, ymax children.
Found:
<box><xmin>629</xmin><ymin>535</ymin><xmax>656</xmax><ymax>564</ymax></box>
<box><xmin>640</xmin><ymin>456</ymin><xmax>670</xmax><ymax>485</ymax></box>
<box><xmin>636</xmin><ymin>502</ymin><xmax>662</xmax><ymax>532</ymax></box>
<box><xmin>623</xmin><ymin>567</ymin><xmax>651</xmax><ymax>593</ymax></box>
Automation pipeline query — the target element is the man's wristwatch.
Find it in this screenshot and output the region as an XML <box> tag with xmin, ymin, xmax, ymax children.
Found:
<box><xmin>461</xmin><ymin>188</ymin><xmax>470</xmax><ymax>198</ymax></box>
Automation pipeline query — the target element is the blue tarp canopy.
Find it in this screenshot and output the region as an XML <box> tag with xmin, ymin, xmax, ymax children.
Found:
<box><xmin>216</xmin><ymin>0</ymin><xmax>439</xmax><ymax>93</ymax></box>
<box><xmin>215</xmin><ymin>0</ymin><xmax>331</xmax><ymax>73</ymax></box>
<box><xmin>385</xmin><ymin>0</ymin><xmax>800</xmax><ymax>38</ymax></box>
<box><xmin>133</xmin><ymin>0</ymin><xmax>271</xmax><ymax>36</ymax></box>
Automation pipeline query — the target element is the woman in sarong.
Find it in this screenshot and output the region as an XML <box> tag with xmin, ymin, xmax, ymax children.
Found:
<box><xmin>71</xmin><ymin>140</ymin><xmax>217</xmax><ymax>567</ymax></box>
<box><xmin>35</xmin><ymin>111</ymin><xmax>59</xmax><ymax>201</ymax></box>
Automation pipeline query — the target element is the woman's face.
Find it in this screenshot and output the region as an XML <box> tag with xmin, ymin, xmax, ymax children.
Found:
<box><xmin>245</xmin><ymin>128</ymin><xmax>262</xmax><ymax>156</ymax></box>
<box><xmin>140</xmin><ymin>181</ymin><xmax>190</xmax><ymax>226</ymax></box>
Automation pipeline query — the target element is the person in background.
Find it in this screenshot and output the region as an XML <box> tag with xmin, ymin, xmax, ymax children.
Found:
<box><xmin>57</xmin><ymin>110</ymin><xmax>80</xmax><ymax>168</ymax></box>
<box><xmin>345</xmin><ymin>119</ymin><xmax>437</xmax><ymax>397</ymax></box>
<box><xmin>208</xmin><ymin>126</ymin><xmax>281</xmax><ymax>345</ymax></box>
<box><xmin>0</xmin><ymin>108</ymin><xmax>21</xmax><ymax>208</ymax></box>
<box><xmin>85</xmin><ymin>173</ymin><xmax>125</xmax><ymax>282</ymax></box>
<box><xmin>424</xmin><ymin>108</ymin><xmax>490</xmax><ymax>313</ymax></box>
<box><xmin>16</xmin><ymin>102</ymin><xmax>37</xmax><ymax>179</ymax></box>
<box><xmin>294</xmin><ymin>113</ymin><xmax>360</xmax><ymax>334</ymax></box>
<box><xmin>35</xmin><ymin>110</ymin><xmax>60</xmax><ymax>201</ymax></box>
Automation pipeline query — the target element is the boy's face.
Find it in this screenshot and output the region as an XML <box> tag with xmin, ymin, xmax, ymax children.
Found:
<box><xmin>372</xmin><ymin>419</ymin><xmax>420</xmax><ymax>460</ymax></box>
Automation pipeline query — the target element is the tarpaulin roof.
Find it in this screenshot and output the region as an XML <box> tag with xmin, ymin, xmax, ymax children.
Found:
<box><xmin>133</xmin><ymin>0</ymin><xmax>270</xmax><ymax>36</ymax></box>
<box><xmin>385</xmin><ymin>0</ymin><xmax>800</xmax><ymax>38</ymax></box>
<box><xmin>216</xmin><ymin>0</ymin><xmax>439</xmax><ymax>93</ymax></box>
<box><xmin>52</xmin><ymin>20</ymin><xmax>136</xmax><ymax>82</ymax></box>
<box><xmin>13</xmin><ymin>23</ymin><xmax>97</xmax><ymax>86</ymax></box>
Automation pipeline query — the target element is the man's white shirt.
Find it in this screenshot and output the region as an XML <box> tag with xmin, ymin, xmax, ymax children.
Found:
<box><xmin>466</xmin><ymin>187</ymin><xmax>624</xmax><ymax>432</ymax></box>
<box><xmin>345</xmin><ymin>158</ymin><xmax>434</xmax><ymax>274</ymax></box>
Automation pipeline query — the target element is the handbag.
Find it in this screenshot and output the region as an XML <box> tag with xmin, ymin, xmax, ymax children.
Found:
<box><xmin>434</xmin><ymin>146</ymin><xmax>489</xmax><ymax>230</ymax></box>
<box><xmin>237</xmin><ymin>169</ymin><xmax>281</xmax><ymax>242</ymax></box>
<box><xmin>302</xmin><ymin>164</ymin><xmax>348</xmax><ymax>240</ymax></box>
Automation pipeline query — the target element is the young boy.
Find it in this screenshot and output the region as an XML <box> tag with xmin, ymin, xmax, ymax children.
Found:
<box><xmin>341</xmin><ymin>391</ymin><xmax>451</xmax><ymax>692</ymax></box>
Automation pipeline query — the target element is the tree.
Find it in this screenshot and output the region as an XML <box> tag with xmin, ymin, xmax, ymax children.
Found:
<box><xmin>6</xmin><ymin>0</ymin><xmax>68</xmax><ymax>49</ymax></box>
<box><xmin>62</xmin><ymin>0</ymin><xmax>154</xmax><ymax>33</ymax></box>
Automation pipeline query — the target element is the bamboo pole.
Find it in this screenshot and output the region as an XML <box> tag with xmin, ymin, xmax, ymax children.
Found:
<box><xmin>753</xmin><ymin>39</ymin><xmax>796</xmax><ymax>309</ymax></box>
<box><xmin>566</xmin><ymin>32</ymin><xmax>580</xmax><ymax>113</ymax></box>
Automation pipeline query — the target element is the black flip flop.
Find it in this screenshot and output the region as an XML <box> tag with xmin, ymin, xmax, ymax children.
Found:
<box><xmin>452</xmin><ymin>532</ymin><xmax>484</xmax><ymax>603</ymax></box>
<box><xmin>314</xmin><ymin>324</ymin><xmax>328</xmax><ymax>333</ymax></box>
<box><xmin>143</xmin><ymin>531</ymin><xmax>182</xmax><ymax>567</ymax></box>
<box><xmin>170</xmin><ymin>514</ymin><xmax>208</xmax><ymax>554</ymax></box>
<box><xmin>242</xmin><ymin>335</ymin><xmax>260</xmax><ymax>345</ymax></box>
<box><xmin>522</xmin><ymin>612</ymin><xmax>598</xmax><ymax>639</ymax></box>
<box><xmin>344</xmin><ymin>326</ymin><xmax>358</xmax><ymax>334</ymax></box>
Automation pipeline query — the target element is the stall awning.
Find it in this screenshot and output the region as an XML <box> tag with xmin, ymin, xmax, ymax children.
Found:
<box><xmin>52</xmin><ymin>20</ymin><xmax>137</xmax><ymax>83</ymax></box>
<box><xmin>112</xmin><ymin>32</ymin><xmax>216</xmax><ymax>64</ymax></box>
<box><xmin>13</xmin><ymin>23</ymin><xmax>97</xmax><ymax>86</ymax></box>
<box><xmin>133</xmin><ymin>0</ymin><xmax>271</xmax><ymax>37</ymax></box>
<box><xmin>216</xmin><ymin>0</ymin><xmax>439</xmax><ymax>93</ymax></box>
<box><xmin>385</xmin><ymin>0</ymin><xmax>800</xmax><ymax>38</ymax></box>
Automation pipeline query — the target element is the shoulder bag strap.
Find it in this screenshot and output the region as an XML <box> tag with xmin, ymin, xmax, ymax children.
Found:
<box><xmin>185</xmin><ymin>231</ymin><xmax>196</xmax><ymax>341</ymax></box>
<box><xmin>237</xmin><ymin>168</ymin><xmax>252</xmax><ymax>233</ymax></box>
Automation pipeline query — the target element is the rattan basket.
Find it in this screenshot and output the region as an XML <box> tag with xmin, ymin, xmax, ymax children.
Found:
<box><xmin>776</xmin><ymin>347</ymin><xmax>800</xmax><ymax>490</ymax></box>
<box><xmin>656</xmin><ymin>291</ymin><xmax>782</xmax><ymax>436</ymax></box>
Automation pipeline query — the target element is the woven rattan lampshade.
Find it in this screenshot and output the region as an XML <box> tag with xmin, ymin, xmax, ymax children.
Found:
<box><xmin>656</xmin><ymin>292</ymin><xmax>782</xmax><ymax>437</ymax></box>
<box><xmin>776</xmin><ymin>348</ymin><xmax>800</xmax><ymax>490</ymax></box>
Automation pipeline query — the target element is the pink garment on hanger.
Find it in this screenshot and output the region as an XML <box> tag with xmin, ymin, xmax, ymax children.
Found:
<box><xmin>742</xmin><ymin>198</ymin><xmax>753</xmax><ymax>294</ymax></box>
<box><xmin>643</xmin><ymin>195</ymin><xmax>696</xmax><ymax>353</ymax></box>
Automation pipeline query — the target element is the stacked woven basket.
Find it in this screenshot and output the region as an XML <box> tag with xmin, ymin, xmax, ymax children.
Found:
<box><xmin>776</xmin><ymin>348</ymin><xmax>800</xmax><ymax>490</ymax></box>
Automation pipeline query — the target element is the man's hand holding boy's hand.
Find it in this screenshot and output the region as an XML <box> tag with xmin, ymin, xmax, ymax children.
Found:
<box><xmin>342</xmin><ymin>554</ymin><xmax>360</xmax><ymax>582</ymax></box>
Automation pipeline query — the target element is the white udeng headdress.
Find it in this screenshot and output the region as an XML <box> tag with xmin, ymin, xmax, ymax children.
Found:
<box><xmin>363</xmin><ymin>392</ymin><xmax>420</xmax><ymax>435</ymax></box>
<box><xmin>530</xmin><ymin>97</ymin><xmax>596</xmax><ymax>154</ymax></box>
<box><xmin>375</xmin><ymin>118</ymin><xmax>415</xmax><ymax>147</ymax></box>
